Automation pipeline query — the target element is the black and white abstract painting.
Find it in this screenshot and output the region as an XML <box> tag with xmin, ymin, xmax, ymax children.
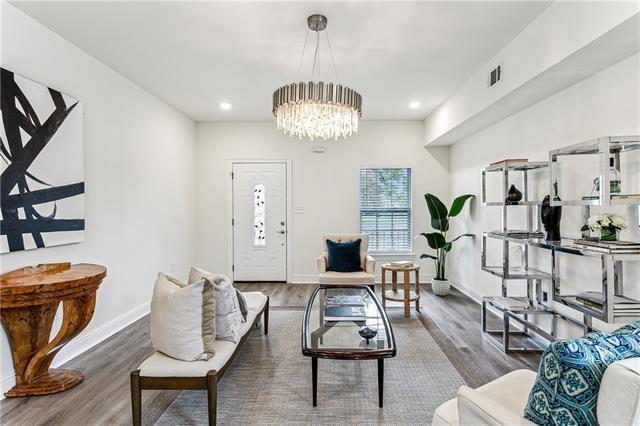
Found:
<box><xmin>1</xmin><ymin>68</ymin><xmax>84</xmax><ymax>253</ymax></box>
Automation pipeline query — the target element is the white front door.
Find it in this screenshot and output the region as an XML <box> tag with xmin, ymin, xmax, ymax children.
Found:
<box><xmin>232</xmin><ymin>162</ymin><xmax>287</xmax><ymax>281</ymax></box>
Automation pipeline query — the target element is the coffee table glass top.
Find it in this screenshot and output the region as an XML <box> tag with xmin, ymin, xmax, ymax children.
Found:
<box><xmin>302</xmin><ymin>285</ymin><xmax>396</xmax><ymax>359</ymax></box>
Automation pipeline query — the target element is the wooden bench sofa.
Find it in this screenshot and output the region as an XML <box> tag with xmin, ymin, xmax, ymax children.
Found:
<box><xmin>130</xmin><ymin>292</ymin><xmax>269</xmax><ymax>425</ymax></box>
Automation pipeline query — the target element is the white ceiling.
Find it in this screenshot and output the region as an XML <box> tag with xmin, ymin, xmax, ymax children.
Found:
<box><xmin>12</xmin><ymin>1</ymin><xmax>551</xmax><ymax>122</ymax></box>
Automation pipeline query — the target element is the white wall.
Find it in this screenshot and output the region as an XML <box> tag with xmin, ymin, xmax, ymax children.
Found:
<box><xmin>195</xmin><ymin>120</ymin><xmax>452</xmax><ymax>282</ymax></box>
<box><xmin>447</xmin><ymin>53</ymin><xmax>640</xmax><ymax>336</ymax></box>
<box><xmin>424</xmin><ymin>1</ymin><xmax>639</xmax><ymax>145</ymax></box>
<box><xmin>0</xmin><ymin>3</ymin><xmax>196</xmax><ymax>394</ymax></box>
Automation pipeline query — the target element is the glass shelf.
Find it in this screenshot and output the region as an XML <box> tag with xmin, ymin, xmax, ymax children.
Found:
<box><xmin>550</xmin><ymin>135</ymin><xmax>640</xmax><ymax>156</ymax></box>
<box><xmin>550</xmin><ymin>195</ymin><xmax>640</xmax><ymax>207</ymax></box>
<box><xmin>483</xmin><ymin>296</ymin><xmax>553</xmax><ymax>314</ymax></box>
<box><xmin>482</xmin><ymin>200</ymin><xmax>543</xmax><ymax>207</ymax></box>
<box><xmin>482</xmin><ymin>161</ymin><xmax>549</xmax><ymax>173</ymax></box>
<box><xmin>484</xmin><ymin>232</ymin><xmax>640</xmax><ymax>259</ymax></box>
<box><xmin>481</xmin><ymin>265</ymin><xmax>551</xmax><ymax>280</ymax></box>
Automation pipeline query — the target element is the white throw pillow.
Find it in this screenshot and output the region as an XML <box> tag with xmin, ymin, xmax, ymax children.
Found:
<box><xmin>150</xmin><ymin>273</ymin><xmax>216</xmax><ymax>361</ymax></box>
<box><xmin>189</xmin><ymin>266</ymin><xmax>243</xmax><ymax>343</ymax></box>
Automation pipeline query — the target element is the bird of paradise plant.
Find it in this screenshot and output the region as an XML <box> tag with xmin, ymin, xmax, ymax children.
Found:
<box><xmin>420</xmin><ymin>193</ymin><xmax>474</xmax><ymax>281</ymax></box>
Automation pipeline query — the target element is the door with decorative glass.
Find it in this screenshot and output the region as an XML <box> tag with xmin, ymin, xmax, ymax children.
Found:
<box><xmin>232</xmin><ymin>162</ymin><xmax>287</xmax><ymax>281</ymax></box>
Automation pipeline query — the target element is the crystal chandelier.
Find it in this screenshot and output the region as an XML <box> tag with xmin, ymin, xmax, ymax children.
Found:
<box><xmin>272</xmin><ymin>14</ymin><xmax>362</xmax><ymax>141</ymax></box>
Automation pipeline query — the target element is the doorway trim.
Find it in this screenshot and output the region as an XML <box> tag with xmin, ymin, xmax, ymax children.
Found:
<box><xmin>227</xmin><ymin>159</ymin><xmax>293</xmax><ymax>283</ymax></box>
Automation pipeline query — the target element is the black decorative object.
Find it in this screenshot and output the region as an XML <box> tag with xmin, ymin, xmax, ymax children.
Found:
<box><xmin>505</xmin><ymin>184</ymin><xmax>523</xmax><ymax>204</ymax></box>
<box><xmin>0</xmin><ymin>68</ymin><xmax>84</xmax><ymax>253</ymax></box>
<box><xmin>358</xmin><ymin>326</ymin><xmax>377</xmax><ymax>344</ymax></box>
<box><xmin>541</xmin><ymin>194</ymin><xmax>562</xmax><ymax>242</ymax></box>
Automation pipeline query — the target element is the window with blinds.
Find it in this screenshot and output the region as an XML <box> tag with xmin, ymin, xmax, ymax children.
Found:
<box><xmin>359</xmin><ymin>168</ymin><xmax>412</xmax><ymax>253</ymax></box>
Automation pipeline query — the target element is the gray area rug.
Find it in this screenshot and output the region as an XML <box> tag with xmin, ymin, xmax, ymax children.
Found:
<box><xmin>156</xmin><ymin>308</ymin><xmax>465</xmax><ymax>425</ymax></box>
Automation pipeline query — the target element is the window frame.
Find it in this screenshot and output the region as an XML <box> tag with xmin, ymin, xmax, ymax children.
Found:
<box><xmin>359</xmin><ymin>167</ymin><xmax>413</xmax><ymax>254</ymax></box>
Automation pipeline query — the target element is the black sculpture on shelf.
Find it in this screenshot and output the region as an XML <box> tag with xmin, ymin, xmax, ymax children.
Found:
<box><xmin>541</xmin><ymin>184</ymin><xmax>562</xmax><ymax>242</ymax></box>
<box><xmin>505</xmin><ymin>184</ymin><xmax>523</xmax><ymax>204</ymax></box>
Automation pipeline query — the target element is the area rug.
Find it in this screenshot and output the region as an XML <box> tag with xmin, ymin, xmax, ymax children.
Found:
<box><xmin>156</xmin><ymin>308</ymin><xmax>465</xmax><ymax>425</ymax></box>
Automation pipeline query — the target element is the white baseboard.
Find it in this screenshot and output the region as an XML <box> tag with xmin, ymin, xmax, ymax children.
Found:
<box><xmin>447</xmin><ymin>275</ymin><xmax>483</xmax><ymax>303</ymax></box>
<box><xmin>0</xmin><ymin>301</ymin><xmax>150</xmax><ymax>399</ymax></box>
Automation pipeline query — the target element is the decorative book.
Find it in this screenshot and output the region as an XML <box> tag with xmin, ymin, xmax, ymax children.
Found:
<box><xmin>573</xmin><ymin>239</ymin><xmax>640</xmax><ymax>254</ymax></box>
<box><xmin>576</xmin><ymin>292</ymin><xmax>640</xmax><ymax>310</ymax></box>
<box><xmin>489</xmin><ymin>158</ymin><xmax>528</xmax><ymax>166</ymax></box>
<box><xmin>325</xmin><ymin>294</ymin><xmax>364</xmax><ymax>306</ymax></box>
<box><xmin>390</xmin><ymin>261</ymin><xmax>414</xmax><ymax>268</ymax></box>
<box><xmin>490</xmin><ymin>230</ymin><xmax>544</xmax><ymax>239</ymax></box>
<box><xmin>324</xmin><ymin>306</ymin><xmax>366</xmax><ymax>321</ymax></box>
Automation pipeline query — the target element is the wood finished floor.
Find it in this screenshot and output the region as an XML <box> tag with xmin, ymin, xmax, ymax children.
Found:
<box><xmin>0</xmin><ymin>283</ymin><xmax>540</xmax><ymax>425</ymax></box>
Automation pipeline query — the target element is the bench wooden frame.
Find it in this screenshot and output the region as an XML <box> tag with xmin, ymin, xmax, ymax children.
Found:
<box><xmin>130</xmin><ymin>297</ymin><xmax>269</xmax><ymax>425</ymax></box>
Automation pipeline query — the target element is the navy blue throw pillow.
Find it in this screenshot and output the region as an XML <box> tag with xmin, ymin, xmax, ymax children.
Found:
<box><xmin>326</xmin><ymin>239</ymin><xmax>363</xmax><ymax>272</ymax></box>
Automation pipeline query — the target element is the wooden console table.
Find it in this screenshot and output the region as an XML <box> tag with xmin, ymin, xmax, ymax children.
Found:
<box><xmin>0</xmin><ymin>263</ymin><xmax>107</xmax><ymax>397</ymax></box>
<box><xmin>380</xmin><ymin>264</ymin><xmax>420</xmax><ymax>318</ymax></box>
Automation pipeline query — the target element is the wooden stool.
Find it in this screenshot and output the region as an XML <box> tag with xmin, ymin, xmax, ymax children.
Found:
<box><xmin>380</xmin><ymin>264</ymin><xmax>420</xmax><ymax>318</ymax></box>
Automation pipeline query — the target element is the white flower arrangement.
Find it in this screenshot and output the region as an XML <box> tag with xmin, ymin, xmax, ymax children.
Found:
<box><xmin>583</xmin><ymin>214</ymin><xmax>627</xmax><ymax>231</ymax></box>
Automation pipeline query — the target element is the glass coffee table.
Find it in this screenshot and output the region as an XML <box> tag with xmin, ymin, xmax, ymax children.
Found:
<box><xmin>302</xmin><ymin>285</ymin><xmax>396</xmax><ymax>407</ymax></box>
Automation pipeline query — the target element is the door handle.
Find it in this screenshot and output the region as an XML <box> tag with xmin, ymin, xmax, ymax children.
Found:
<box><xmin>278</xmin><ymin>230</ymin><xmax>286</xmax><ymax>235</ymax></box>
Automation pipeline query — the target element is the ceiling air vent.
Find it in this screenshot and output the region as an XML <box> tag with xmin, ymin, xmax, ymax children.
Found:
<box><xmin>489</xmin><ymin>65</ymin><xmax>502</xmax><ymax>87</ymax></box>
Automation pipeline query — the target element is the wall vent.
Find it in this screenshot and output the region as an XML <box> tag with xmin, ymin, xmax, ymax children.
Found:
<box><xmin>489</xmin><ymin>65</ymin><xmax>502</xmax><ymax>87</ymax></box>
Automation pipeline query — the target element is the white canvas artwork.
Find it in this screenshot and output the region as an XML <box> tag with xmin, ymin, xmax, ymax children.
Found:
<box><xmin>0</xmin><ymin>68</ymin><xmax>84</xmax><ymax>253</ymax></box>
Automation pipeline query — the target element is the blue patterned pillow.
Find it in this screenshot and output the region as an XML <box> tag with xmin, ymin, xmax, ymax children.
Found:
<box><xmin>524</xmin><ymin>321</ymin><xmax>640</xmax><ymax>425</ymax></box>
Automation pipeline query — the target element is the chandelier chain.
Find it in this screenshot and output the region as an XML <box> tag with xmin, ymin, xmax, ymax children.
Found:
<box><xmin>311</xmin><ymin>30</ymin><xmax>320</xmax><ymax>81</ymax></box>
<box><xmin>325</xmin><ymin>29</ymin><xmax>339</xmax><ymax>81</ymax></box>
<box><xmin>295</xmin><ymin>28</ymin><xmax>310</xmax><ymax>81</ymax></box>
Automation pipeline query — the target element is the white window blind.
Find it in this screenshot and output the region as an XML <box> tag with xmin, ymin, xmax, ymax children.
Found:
<box><xmin>359</xmin><ymin>168</ymin><xmax>412</xmax><ymax>253</ymax></box>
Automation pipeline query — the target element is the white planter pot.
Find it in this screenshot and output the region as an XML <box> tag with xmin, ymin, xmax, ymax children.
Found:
<box><xmin>431</xmin><ymin>278</ymin><xmax>450</xmax><ymax>296</ymax></box>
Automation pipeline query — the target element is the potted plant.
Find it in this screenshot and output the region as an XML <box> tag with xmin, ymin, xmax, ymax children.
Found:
<box><xmin>580</xmin><ymin>214</ymin><xmax>627</xmax><ymax>241</ymax></box>
<box><xmin>420</xmin><ymin>193</ymin><xmax>474</xmax><ymax>296</ymax></box>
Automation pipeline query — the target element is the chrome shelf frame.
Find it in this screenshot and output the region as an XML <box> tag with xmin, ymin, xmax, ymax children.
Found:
<box><xmin>481</xmin><ymin>297</ymin><xmax>556</xmax><ymax>354</ymax></box>
<box><xmin>551</xmin><ymin>249</ymin><xmax>639</xmax><ymax>325</ymax></box>
<box><xmin>479</xmin><ymin>161</ymin><xmax>552</xmax><ymax>353</ymax></box>
<box><xmin>549</xmin><ymin>135</ymin><xmax>640</xmax><ymax>208</ymax></box>
<box><xmin>479</xmin><ymin>142</ymin><xmax>640</xmax><ymax>354</ymax></box>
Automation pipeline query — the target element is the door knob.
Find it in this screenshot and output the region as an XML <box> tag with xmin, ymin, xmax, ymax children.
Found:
<box><xmin>278</xmin><ymin>230</ymin><xmax>286</xmax><ymax>235</ymax></box>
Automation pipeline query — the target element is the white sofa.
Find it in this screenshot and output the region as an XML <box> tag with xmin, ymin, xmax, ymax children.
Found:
<box><xmin>131</xmin><ymin>291</ymin><xmax>269</xmax><ymax>426</ymax></box>
<box><xmin>317</xmin><ymin>234</ymin><xmax>376</xmax><ymax>285</ymax></box>
<box><xmin>432</xmin><ymin>358</ymin><xmax>640</xmax><ymax>425</ymax></box>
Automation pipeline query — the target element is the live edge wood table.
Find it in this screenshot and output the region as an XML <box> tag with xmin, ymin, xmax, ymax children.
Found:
<box><xmin>0</xmin><ymin>262</ymin><xmax>107</xmax><ymax>397</ymax></box>
<box><xmin>380</xmin><ymin>264</ymin><xmax>420</xmax><ymax>318</ymax></box>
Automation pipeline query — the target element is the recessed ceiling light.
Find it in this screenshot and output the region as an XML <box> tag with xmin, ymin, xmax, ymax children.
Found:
<box><xmin>409</xmin><ymin>101</ymin><xmax>421</xmax><ymax>109</ymax></box>
<box><xmin>219</xmin><ymin>102</ymin><xmax>232</xmax><ymax>110</ymax></box>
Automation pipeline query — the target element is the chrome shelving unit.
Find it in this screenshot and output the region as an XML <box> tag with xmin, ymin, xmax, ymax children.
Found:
<box><xmin>549</xmin><ymin>135</ymin><xmax>640</xmax><ymax>326</ymax></box>
<box><xmin>479</xmin><ymin>160</ymin><xmax>557</xmax><ymax>353</ymax></box>
<box><xmin>550</xmin><ymin>136</ymin><xmax>640</xmax><ymax>237</ymax></box>
<box><xmin>480</xmin><ymin>136</ymin><xmax>640</xmax><ymax>354</ymax></box>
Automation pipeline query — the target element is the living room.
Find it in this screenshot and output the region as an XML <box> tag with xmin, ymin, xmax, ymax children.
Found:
<box><xmin>1</xmin><ymin>1</ymin><xmax>639</xmax><ymax>425</ymax></box>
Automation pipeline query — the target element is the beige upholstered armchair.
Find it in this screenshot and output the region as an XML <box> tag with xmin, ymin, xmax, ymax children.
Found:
<box><xmin>317</xmin><ymin>234</ymin><xmax>376</xmax><ymax>286</ymax></box>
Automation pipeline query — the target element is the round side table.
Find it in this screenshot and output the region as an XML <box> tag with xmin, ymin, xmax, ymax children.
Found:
<box><xmin>380</xmin><ymin>264</ymin><xmax>420</xmax><ymax>318</ymax></box>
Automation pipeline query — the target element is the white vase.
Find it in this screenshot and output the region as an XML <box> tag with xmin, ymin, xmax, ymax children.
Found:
<box><xmin>431</xmin><ymin>277</ymin><xmax>450</xmax><ymax>296</ymax></box>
